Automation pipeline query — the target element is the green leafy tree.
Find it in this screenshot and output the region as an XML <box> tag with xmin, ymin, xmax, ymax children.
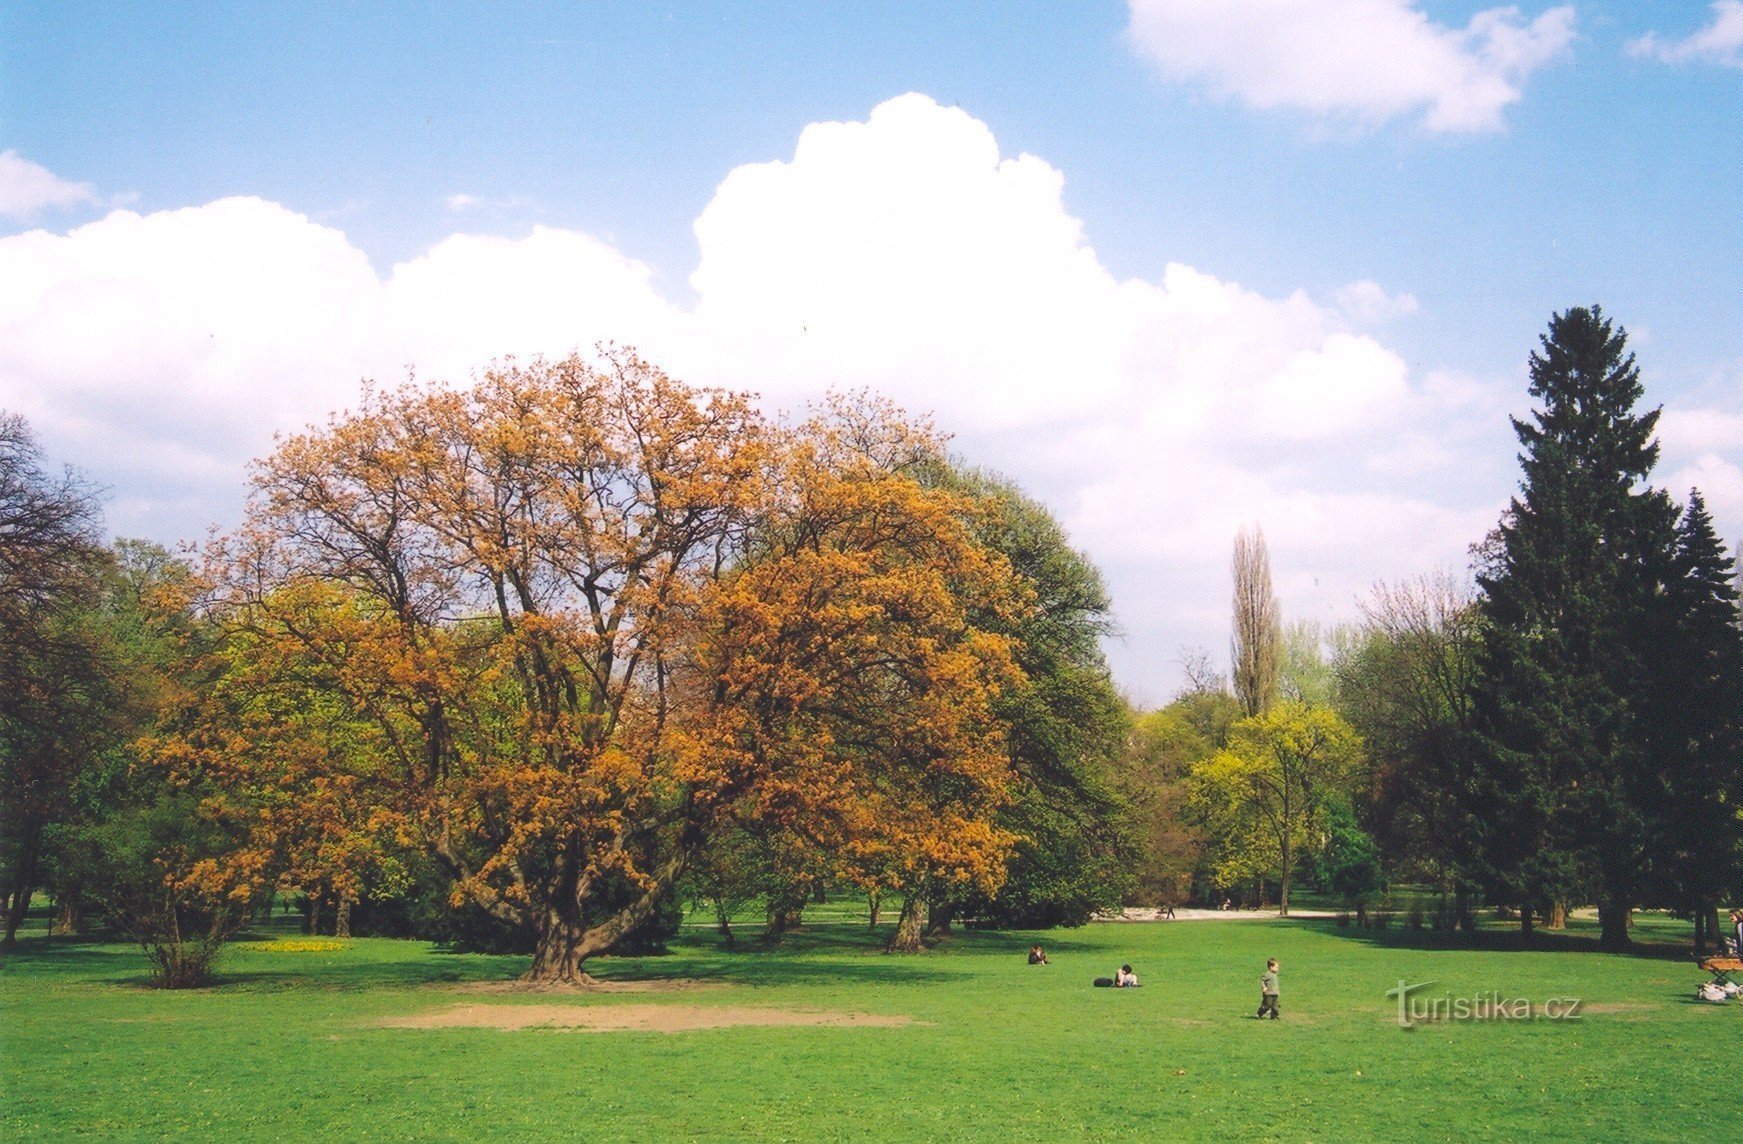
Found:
<box><xmin>41</xmin><ymin>541</ymin><xmax>201</xmax><ymax>938</ymax></box>
<box><xmin>918</xmin><ymin>465</ymin><xmax>1136</xmax><ymax>930</ymax></box>
<box><xmin>1334</xmin><ymin>574</ymin><xmax>1480</xmax><ymax>912</ymax></box>
<box><xmin>1311</xmin><ymin>795</ymin><xmax>1383</xmax><ymax>913</ymax></box>
<box><xmin>1468</xmin><ymin>306</ymin><xmax>1680</xmax><ymax>948</ymax></box>
<box><xmin>0</xmin><ymin>415</ymin><xmax>110</xmax><ymax>946</ymax></box>
<box><xmin>76</xmin><ymin>786</ymin><xmax>247</xmax><ymax>988</ymax></box>
<box><xmin>1279</xmin><ymin>620</ymin><xmax>1351</xmax><ymax>708</ymax></box>
<box><xmin>1190</xmin><ymin>702</ymin><xmax>1364</xmax><ymax>915</ymax></box>
<box><xmin>1120</xmin><ymin>703</ymin><xmax>1218</xmax><ymax>906</ymax></box>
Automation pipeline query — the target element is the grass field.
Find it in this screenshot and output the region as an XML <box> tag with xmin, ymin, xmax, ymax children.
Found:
<box><xmin>3</xmin><ymin>904</ymin><xmax>1736</xmax><ymax>1141</ymax></box>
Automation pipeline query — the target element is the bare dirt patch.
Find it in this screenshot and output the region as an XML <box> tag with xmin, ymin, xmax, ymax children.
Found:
<box><xmin>376</xmin><ymin>1003</ymin><xmax>922</xmax><ymax>1033</ymax></box>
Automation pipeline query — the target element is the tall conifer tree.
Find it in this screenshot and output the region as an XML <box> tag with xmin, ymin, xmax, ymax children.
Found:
<box><xmin>1645</xmin><ymin>491</ymin><xmax>1743</xmax><ymax>948</ymax></box>
<box><xmin>1469</xmin><ymin>306</ymin><xmax>1679</xmax><ymax>949</ymax></box>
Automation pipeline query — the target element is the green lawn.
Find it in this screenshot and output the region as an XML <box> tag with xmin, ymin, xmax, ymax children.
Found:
<box><xmin>2</xmin><ymin>907</ymin><xmax>1735</xmax><ymax>1141</ymax></box>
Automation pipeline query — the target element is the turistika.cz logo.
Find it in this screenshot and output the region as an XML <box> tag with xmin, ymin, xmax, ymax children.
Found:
<box><xmin>1385</xmin><ymin>980</ymin><xmax>1584</xmax><ymax>1029</ymax></box>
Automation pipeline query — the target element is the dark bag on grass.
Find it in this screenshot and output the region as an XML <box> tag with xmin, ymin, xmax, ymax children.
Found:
<box><xmin>1093</xmin><ymin>976</ymin><xmax>1114</xmax><ymax>988</ymax></box>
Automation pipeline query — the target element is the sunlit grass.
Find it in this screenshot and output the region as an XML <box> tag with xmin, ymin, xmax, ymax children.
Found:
<box><xmin>2</xmin><ymin>906</ymin><xmax>1734</xmax><ymax>1140</ymax></box>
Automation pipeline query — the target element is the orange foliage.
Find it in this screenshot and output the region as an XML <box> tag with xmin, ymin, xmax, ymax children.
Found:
<box><xmin>155</xmin><ymin>351</ymin><xmax>1025</xmax><ymax>980</ymax></box>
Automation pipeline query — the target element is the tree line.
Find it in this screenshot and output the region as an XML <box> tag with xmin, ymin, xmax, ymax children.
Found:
<box><xmin>1124</xmin><ymin>307</ymin><xmax>1742</xmax><ymax>952</ymax></box>
<box><xmin>0</xmin><ymin>352</ymin><xmax>1136</xmax><ymax>984</ymax></box>
<box><xmin>4</xmin><ymin>308</ymin><xmax>1736</xmax><ymax>985</ymax></box>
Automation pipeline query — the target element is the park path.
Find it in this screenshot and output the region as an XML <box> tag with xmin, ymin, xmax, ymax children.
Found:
<box><xmin>1104</xmin><ymin>907</ymin><xmax>1337</xmax><ymax>922</ymax></box>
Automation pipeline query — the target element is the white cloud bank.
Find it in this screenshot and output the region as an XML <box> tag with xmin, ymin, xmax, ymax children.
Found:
<box><xmin>4</xmin><ymin>94</ymin><xmax>1685</xmax><ymax>700</ymax></box>
<box><xmin>1125</xmin><ymin>0</ymin><xmax>1576</xmax><ymax>132</ymax></box>
<box><xmin>0</xmin><ymin>151</ymin><xmax>104</xmax><ymax>220</ymax></box>
<box><xmin>1629</xmin><ymin>2</ymin><xmax>1743</xmax><ymax>69</ymax></box>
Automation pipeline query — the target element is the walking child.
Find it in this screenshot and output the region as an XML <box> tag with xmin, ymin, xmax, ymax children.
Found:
<box><xmin>1257</xmin><ymin>958</ymin><xmax>1280</xmax><ymax>1019</ymax></box>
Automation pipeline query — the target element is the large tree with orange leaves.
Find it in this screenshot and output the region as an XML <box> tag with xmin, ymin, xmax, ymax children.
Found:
<box><xmin>163</xmin><ymin>352</ymin><xmax>1023</xmax><ymax>980</ymax></box>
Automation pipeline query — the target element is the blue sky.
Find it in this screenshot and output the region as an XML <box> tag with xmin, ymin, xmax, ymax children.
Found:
<box><xmin>3</xmin><ymin>1</ymin><xmax>1739</xmax><ymax>701</ymax></box>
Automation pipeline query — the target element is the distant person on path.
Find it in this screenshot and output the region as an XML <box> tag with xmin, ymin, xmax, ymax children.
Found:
<box><xmin>1257</xmin><ymin>959</ymin><xmax>1280</xmax><ymax>1019</ymax></box>
<box><xmin>1115</xmin><ymin>964</ymin><xmax>1140</xmax><ymax>988</ymax></box>
<box><xmin>1220</xmin><ymin>897</ymin><xmax>1232</xmax><ymax>911</ymax></box>
<box><xmin>1028</xmin><ymin>945</ymin><xmax>1049</xmax><ymax>965</ymax></box>
<box><xmin>1161</xmin><ymin>903</ymin><xmax>1176</xmax><ymax>919</ymax></box>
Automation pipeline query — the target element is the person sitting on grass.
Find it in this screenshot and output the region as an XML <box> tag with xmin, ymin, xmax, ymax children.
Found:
<box><xmin>1115</xmin><ymin>964</ymin><xmax>1140</xmax><ymax>987</ymax></box>
<box><xmin>1028</xmin><ymin>945</ymin><xmax>1049</xmax><ymax>965</ymax></box>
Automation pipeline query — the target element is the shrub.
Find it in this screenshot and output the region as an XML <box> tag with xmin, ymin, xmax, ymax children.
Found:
<box><xmin>78</xmin><ymin>793</ymin><xmax>244</xmax><ymax>988</ymax></box>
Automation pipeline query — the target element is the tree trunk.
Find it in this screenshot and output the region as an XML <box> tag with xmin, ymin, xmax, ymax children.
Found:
<box><xmin>867</xmin><ymin>889</ymin><xmax>881</xmax><ymax>929</ymax></box>
<box><xmin>1278</xmin><ymin>838</ymin><xmax>1291</xmax><ymax>917</ymax></box>
<box><xmin>522</xmin><ymin>858</ymin><xmax>683</xmax><ymax>984</ymax></box>
<box><xmin>1705</xmin><ymin>906</ymin><xmax>1723</xmax><ymax>952</ymax></box>
<box><xmin>762</xmin><ymin>901</ymin><xmax>790</xmax><ymax>945</ymax></box>
<box><xmin>334</xmin><ymin>891</ymin><xmax>353</xmax><ymax>940</ymax></box>
<box><xmin>712</xmin><ymin>898</ymin><xmax>735</xmax><ymax>949</ymax></box>
<box><xmin>2</xmin><ymin>838</ymin><xmax>39</xmax><ymax>949</ymax></box>
<box><xmin>2</xmin><ymin>883</ymin><xmax>29</xmax><ymax>948</ymax></box>
<box><xmin>51</xmin><ymin>891</ymin><xmax>82</xmax><ymax>936</ymax></box>
<box><xmin>526</xmin><ymin>909</ymin><xmax>594</xmax><ymax>984</ymax></box>
<box><xmin>887</xmin><ymin>894</ymin><xmax>927</xmax><ymax>953</ymax></box>
<box><xmin>306</xmin><ymin>898</ymin><xmax>321</xmax><ymax>937</ymax></box>
<box><xmin>1520</xmin><ymin>902</ymin><xmax>1533</xmax><ymax>937</ymax></box>
<box><xmin>1546</xmin><ymin>900</ymin><xmax>1567</xmax><ymax>930</ymax></box>
<box><xmin>926</xmin><ymin>899</ymin><xmax>956</xmax><ymax>939</ymax></box>
<box><xmin>1598</xmin><ymin>897</ymin><xmax>1631</xmax><ymax>951</ymax></box>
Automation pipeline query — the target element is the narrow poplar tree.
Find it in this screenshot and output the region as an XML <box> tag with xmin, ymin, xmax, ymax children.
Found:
<box><xmin>1231</xmin><ymin>526</ymin><xmax>1280</xmax><ymax>719</ymax></box>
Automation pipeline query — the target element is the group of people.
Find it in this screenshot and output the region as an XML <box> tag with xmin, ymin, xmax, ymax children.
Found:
<box><xmin>1027</xmin><ymin>945</ymin><xmax>1281</xmax><ymax>1016</ymax></box>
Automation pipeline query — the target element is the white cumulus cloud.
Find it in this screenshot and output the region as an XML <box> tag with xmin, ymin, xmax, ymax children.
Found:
<box><xmin>0</xmin><ymin>94</ymin><xmax>1547</xmax><ymax>699</ymax></box>
<box><xmin>1125</xmin><ymin>0</ymin><xmax>1576</xmax><ymax>133</ymax></box>
<box><xmin>1336</xmin><ymin>279</ymin><xmax>1420</xmax><ymax>322</ymax></box>
<box><xmin>1630</xmin><ymin>1</ymin><xmax>1743</xmax><ymax>69</ymax></box>
<box><xmin>0</xmin><ymin>151</ymin><xmax>104</xmax><ymax>221</ymax></box>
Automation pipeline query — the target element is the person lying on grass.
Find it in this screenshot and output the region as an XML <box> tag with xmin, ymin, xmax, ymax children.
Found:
<box><xmin>1115</xmin><ymin>964</ymin><xmax>1140</xmax><ymax>987</ymax></box>
<box><xmin>1028</xmin><ymin>945</ymin><xmax>1049</xmax><ymax>965</ymax></box>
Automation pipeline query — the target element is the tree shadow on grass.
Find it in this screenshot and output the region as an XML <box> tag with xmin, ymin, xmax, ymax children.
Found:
<box><xmin>580</xmin><ymin>923</ymin><xmax>1108</xmax><ymax>989</ymax></box>
<box><xmin>204</xmin><ymin>955</ymin><xmax>528</xmax><ymax>993</ymax></box>
<box><xmin>4</xmin><ymin>933</ymin><xmax>529</xmax><ymax>992</ymax></box>
<box><xmin>8</xmin><ymin>921</ymin><xmax>1129</xmax><ymax>995</ymax></box>
<box><xmin>679</xmin><ymin>921</ymin><xmax>1105</xmax><ymax>959</ymax></box>
<box><xmin>606</xmin><ymin>958</ymin><xmax>966</xmax><ymax>990</ymax></box>
<box><xmin>1298</xmin><ymin>916</ymin><xmax>1703</xmax><ymax>962</ymax></box>
<box><xmin>0</xmin><ymin>935</ymin><xmax>142</xmax><ymax>973</ymax></box>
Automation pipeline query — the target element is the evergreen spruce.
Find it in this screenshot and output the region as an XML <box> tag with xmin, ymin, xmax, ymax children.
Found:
<box><xmin>1468</xmin><ymin>306</ymin><xmax>1679</xmax><ymax>949</ymax></box>
<box><xmin>1645</xmin><ymin>492</ymin><xmax>1743</xmax><ymax>948</ymax></box>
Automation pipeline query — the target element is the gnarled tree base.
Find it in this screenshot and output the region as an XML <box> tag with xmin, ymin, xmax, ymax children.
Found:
<box><xmin>887</xmin><ymin>895</ymin><xmax>927</xmax><ymax>953</ymax></box>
